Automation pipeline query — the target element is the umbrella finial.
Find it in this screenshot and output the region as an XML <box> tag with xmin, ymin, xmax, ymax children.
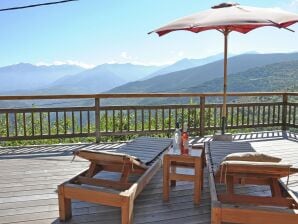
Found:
<box><xmin>212</xmin><ymin>2</ymin><xmax>239</xmax><ymax>9</ymax></box>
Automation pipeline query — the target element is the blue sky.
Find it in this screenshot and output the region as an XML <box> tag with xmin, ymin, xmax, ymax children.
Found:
<box><xmin>0</xmin><ymin>0</ymin><xmax>298</xmax><ymax>68</ymax></box>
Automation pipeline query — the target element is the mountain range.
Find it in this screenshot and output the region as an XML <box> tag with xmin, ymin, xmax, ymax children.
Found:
<box><xmin>144</xmin><ymin>53</ymin><xmax>226</xmax><ymax>79</ymax></box>
<box><xmin>0</xmin><ymin>63</ymin><xmax>85</xmax><ymax>92</ymax></box>
<box><xmin>186</xmin><ymin>60</ymin><xmax>298</xmax><ymax>93</ymax></box>
<box><xmin>44</xmin><ymin>63</ymin><xmax>161</xmax><ymax>94</ymax></box>
<box><xmin>0</xmin><ymin>52</ymin><xmax>298</xmax><ymax>97</ymax></box>
<box><xmin>0</xmin><ymin>52</ymin><xmax>227</xmax><ymax>95</ymax></box>
<box><xmin>108</xmin><ymin>52</ymin><xmax>298</xmax><ymax>93</ymax></box>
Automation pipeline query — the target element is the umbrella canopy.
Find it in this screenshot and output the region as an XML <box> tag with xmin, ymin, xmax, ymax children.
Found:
<box><xmin>149</xmin><ymin>2</ymin><xmax>298</xmax><ymax>134</ymax></box>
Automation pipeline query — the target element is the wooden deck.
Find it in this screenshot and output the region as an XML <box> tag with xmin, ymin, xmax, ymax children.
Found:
<box><xmin>0</xmin><ymin>131</ymin><xmax>297</xmax><ymax>224</ymax></box>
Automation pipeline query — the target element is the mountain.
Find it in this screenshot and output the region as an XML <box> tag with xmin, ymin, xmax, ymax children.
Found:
<box><xmin>108</xmin><ymin>52</ymin><xmax>298</xmax><ymax>93</ymax></box>
<box><xmin>0</xmin><ymin>63</ymin><xmax>85</xmax><ymax>93</ymax></box>
<box><xmin>108</xmin><ymin>60</ymin><xmax>298</xmax><ymax>107</ymax></box>
<box><xmin>46</xmin><ymin>66</ymin><xmax>126</xmax><ymax>94</ymax></box>
<box><xmin>144</xmin><ymin>53</ymin><xmax>225</xmax><ymax>80</ymax></box>
<box><xmin>99</xmin><ymin>63</ymin><xmax>161</xmax><ymax>82</ymax></box>
<box><xmin>44</xmin><ymin>63</ymin><xmax>162</xmax><ymax>94</ymax></box>
<box><xmin>186</xmin><ymin>60</ymin><xmax>298</xmax><ymax>93</ymax></box>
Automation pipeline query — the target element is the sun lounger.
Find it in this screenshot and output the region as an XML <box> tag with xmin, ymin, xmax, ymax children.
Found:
<box><xmin>58</xmin><ymin>137</ymin><xmax>172</xmax><ymax>224</ymax></box>
<box><xmin>206</xmin><ymin>141</ymin><xmax>298</xmax><ymax>224</ymax></box>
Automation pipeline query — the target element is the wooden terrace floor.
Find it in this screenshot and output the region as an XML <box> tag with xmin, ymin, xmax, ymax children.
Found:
<box><xmin>0</xmin><ymin>131</ymin><xmax>297</xmax><ymax>224</ymax></box>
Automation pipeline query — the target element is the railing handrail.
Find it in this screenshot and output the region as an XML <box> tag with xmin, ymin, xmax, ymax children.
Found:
<box><xmin>0</xmin><ymin>91</ymin><xmax>297</xmax><ymax>100</ymax></box>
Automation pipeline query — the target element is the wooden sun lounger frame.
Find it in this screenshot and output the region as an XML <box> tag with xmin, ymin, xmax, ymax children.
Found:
<box><xmin>58</xmin><ymin>149</ymin><xmax>168</xmax><ymax>224</ymax></box>
<box><xmin>205</xmin><ymin>143</ymin><xmax>298</xmax><ymax>224</ymax></box>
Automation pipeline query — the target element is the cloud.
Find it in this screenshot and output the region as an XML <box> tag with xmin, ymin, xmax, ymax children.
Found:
<box><xmin>281</xmin><ymin>0</ymin><xmax>298</xmax><ymax>12</ymax></box>
<box><xmin>292</xmin><ymin>0</ymin><xmax>298</xmax><ymax>11</ymax></box>
<box><xmin>291</xmin><ymin>0</ymin><xmax>298</xmax><ymax>6</ymax></box>
<box><xmin>178</xmin><ymin>51</ymin><xmax>185</xmax><ymax>57</ymax></box>
<box><xmin>36</xmin><ymin>60</ymin><xmax>95</xmax><ymax>69</ymax></box>
<box><xmin>120</xmin><ymin>51</ymin><xmax>133</xmax><ymax>60</ymax></box>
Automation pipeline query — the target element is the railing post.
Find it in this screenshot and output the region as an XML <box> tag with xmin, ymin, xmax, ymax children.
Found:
<box><xmin>282</xmin><ymin>93</ymin><xmax>288</xmax><ymax>131</ymax></box>
<box><xmin>95</xmin><ymin>97</ymin><xmax>100</xmax><ymax>143</ymax></box>
<box><xmin>200</xmin><ymin>96</ymin><xmax>206</xmax><ymax>137</ymax></box>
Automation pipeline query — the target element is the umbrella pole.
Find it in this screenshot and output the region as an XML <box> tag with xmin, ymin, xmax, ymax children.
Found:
<box><xmin>221</xmin><ymin>30</ymin><xmax>229</xmax><ymax>135</ymax></box>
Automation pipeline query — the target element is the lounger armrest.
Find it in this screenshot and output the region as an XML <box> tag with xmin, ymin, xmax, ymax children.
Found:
<box><xmin>74</xmin><ymin>149</ymin><xmax>148</xmax><ymax>169</ymax></box>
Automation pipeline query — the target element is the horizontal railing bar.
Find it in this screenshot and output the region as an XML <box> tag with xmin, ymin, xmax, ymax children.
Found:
<box><xmin>0</xmin><ymin>107</ymin><xmax>95</xmax><ymax>113</ymax></box>
<box><xmin>286</xmin><ymin>92</ymin><xmax>298</xmax><ymax>96</ymax></box>
<box><xmin>0</xmin><ymin>133</ymin><xmax>94</xmax><ymax>141</ymax></box>
<box><xmin>0</xmin><ymin>92</ymin><xmax>294</xmax><ymax>100</ymax></box>
<box><xmin>0</xmin><ymin>103</ymin><xmax>286</xmax><ymax>113</ymax></box>
<box><xmin>99</xmin><ymin>102</ymin><xmax>284</xmax><ymax>110</ymax></box>
<box><xmin>101</xmin><ymin>105</ymin><xmax>199</xmax><ymax>110</ymax></box>
<box><xmin>205</xmin><ymin>123</ymin><xmax>282</xmax><ymax>130</ymax></box>
<box><xmin>204</xmin><ymin>102</ymin><xmax>283</xmax><ymax>108</ymax></box>
<box><xmin>287</xmin><ymin>103</ymin><xmax>298</xmax><ymax>106</ymax></box>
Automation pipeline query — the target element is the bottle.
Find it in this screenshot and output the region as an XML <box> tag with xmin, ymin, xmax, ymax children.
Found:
<box><xmin>173</xmin><ymin>123</ymin><xmax>181</xmax><ymax>153</ymax></box>
<box><xmin>181</xmin><ymin>123</ymin><xmax>189</xmax><ymax>155</ymax></box>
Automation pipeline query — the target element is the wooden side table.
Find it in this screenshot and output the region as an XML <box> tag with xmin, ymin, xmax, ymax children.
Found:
<box><xmin>163</xmin><ymin>146</ymin><xmax>204</xmax><ymax>204</ymax></box>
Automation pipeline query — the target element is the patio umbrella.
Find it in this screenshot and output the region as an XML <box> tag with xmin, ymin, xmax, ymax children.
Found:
<box><xmin>149</xmin><ymin>2</ymin><xmax>298</xmax><ymax>134</ymax></box>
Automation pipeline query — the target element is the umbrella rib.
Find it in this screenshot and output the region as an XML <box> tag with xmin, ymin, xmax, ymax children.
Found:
<box><xmin>267</xmin><ymin>20</ymin><xmax>295</xmax><ymax>32</ymax></box>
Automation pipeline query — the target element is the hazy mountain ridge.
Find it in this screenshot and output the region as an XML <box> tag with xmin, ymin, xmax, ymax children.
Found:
<box><xmin>1</xmin><ymin>58</ymin><xmax>297</xmax><ymax>108</ymax></box>
<box><xmin>108</xmin><ymin>52</ymin><xmax>298</xmax><ymax>93</ymax></box>
<box><xmin>1</xmin><ymin>52</ymin><xmax>298</xmax><ymax>96</ymax></box>
<box><xmin>106</xmin><ymin>60</ymin><xmax>298</xmax><ymax>106</ymax></box>
<box><xmin>47</xmin><ymin>66</ymin><xmax>125</xmax><ymax>94</ymax></box>
<box><xmin>0</xmin><ymin>53</ymin><xmax>224</xmax><ymax>95</ymax></box>
<box><xmin>144</xmin><ymin>53</ymin><xmax>225</xmax><ymax>79</ymax></box>
<box><xmin>38</xmin><ymin>63</ymin><xmax>162</xmax><ymax>94</ymax></box>
<box><xmin>186</xmin><ymin>60</ymin><xmax>298</xmax><ymax>93</ymax></box>
<box><xmin>0</xmin><ymin>63</ymin><xmax>85</xmax><ymax>92</ymax></box>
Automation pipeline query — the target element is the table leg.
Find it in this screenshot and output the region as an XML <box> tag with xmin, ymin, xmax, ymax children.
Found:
<box><xmin>194</xmin><ymin>158</ymin><xmax>202</xmax><ymax>204</ymax></box>
<box><xmin>163</xmin><ymin>156</ymin><xmax>170</xmax><ymax>202</ymax></box>
<box><xmin>170</xmin><ymin>162</ymin><xmax>176</xmax><ymax>187</ymax></box>
<box><xmin>201</xmin><ymin>158</ymin><xmax>204</xmax><ymax>190</ymax></box>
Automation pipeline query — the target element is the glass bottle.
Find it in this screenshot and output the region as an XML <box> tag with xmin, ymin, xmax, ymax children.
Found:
<box><xmin>172</xmin><ymin>122</ymin><xmax>181</xmax><ymax>154</ymax></box>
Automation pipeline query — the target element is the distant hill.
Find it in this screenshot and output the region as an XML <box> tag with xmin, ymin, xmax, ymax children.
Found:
<box><xmin>46</xmin><ymin>66</ymin><xmax>126</xmax><ymax>94</ymax></box>
<box><xmin>108</xmin><ymin>52</ymin><xmax>298</xmax><ymax>93</ymax></box>
<box><xmin>42</xmin><ymin>63</ymin><xmax>161</xmax><ymax>94</ymax></box>
<box><xmin>144</xmin><ymin>53</ymin><xmax>226</xmax><ymax>80</ymax></box>
<box><xmin>112</xmin><ymin>60</ymin><xmax>298</xmax><ymax>106</ymax></box>
<box><xmin>0</xmin><ymin>63</ymin><xmax>85</xmax><ymax>92</ymax></box>
<box><xmin>1</xmin><ymin>59</ymin><xmax>297</xmax><ymax>108</ymax></box>
<box><xmin>186</xmin><ymin>60</ymin><xmax>298</xmax><ymax>93</ymax></box>
<box><xmin>98</xmin><ymin>63</ymin><xmax>161</xmax><ymax>82</ymax></box>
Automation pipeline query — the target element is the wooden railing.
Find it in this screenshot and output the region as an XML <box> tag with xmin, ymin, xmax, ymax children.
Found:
<box><xmin>0</xmin><ymin>92</ymin><xmax>297</xmax><ymax>143</ymax></box>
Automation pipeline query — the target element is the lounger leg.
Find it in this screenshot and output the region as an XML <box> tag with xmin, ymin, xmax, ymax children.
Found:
<box><xmin>121</xmin><ymin>196</ymin><xmax>134</xmax><ymax>224</ymax></box>
<box><xmin>226</xmin><ymin>176</ymin><xmax>234</xmax><ymax>194</ymax></box>
<box><xmin>211</xmin><ymin>207</ymin><xmax>222</xmax><ymax>224</ymax></box>
<box><xmin>194</xmin><ymin>158</ymin><xmax>202</xmax><ymax>204</ymax></box>
<box><xmin>170</xmin><ymin>163</ymin><xmax>176</xmax><ymax>187</ymax></box>
<box><xmin>163</xmin><ymin>156</ymin><xmax>170</xmax><ymax>201</ymax></box>
<box><xmin>58</xmin><ymin>185</ymin><xmax>72</xmax><ymax>221</ymax></box>
<box><xmin>270</xmin><ymin>178</ymin><xmax>282</xmax><ymax>197</ymax></box>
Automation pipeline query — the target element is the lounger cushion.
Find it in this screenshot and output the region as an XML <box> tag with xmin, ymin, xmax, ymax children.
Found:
<box><xmin>219</xmin><ymin>161</ymin><xmax>293</xmax><ymax>177</ymax></box>
<box><xmin>220</xmin><ymin>160</ymin><xmax>291</xmax><ymax>168</ymax></box>
<box><xmin>223</xmin><ymin>152</ymin><xmax>281</xmax><ymax>163</ymax></box>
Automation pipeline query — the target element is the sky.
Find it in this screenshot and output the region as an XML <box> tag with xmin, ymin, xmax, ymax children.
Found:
<box><xmin>0</xmin><ymin>0</ymin><xmax>298</xmax><ymax>68</ymax></box>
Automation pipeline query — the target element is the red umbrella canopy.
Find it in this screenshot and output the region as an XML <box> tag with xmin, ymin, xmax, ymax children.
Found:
<box><xmin>150</xmin><ymin>3</ymin><xmax>298</xmax><ymax>36</ymax></box>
